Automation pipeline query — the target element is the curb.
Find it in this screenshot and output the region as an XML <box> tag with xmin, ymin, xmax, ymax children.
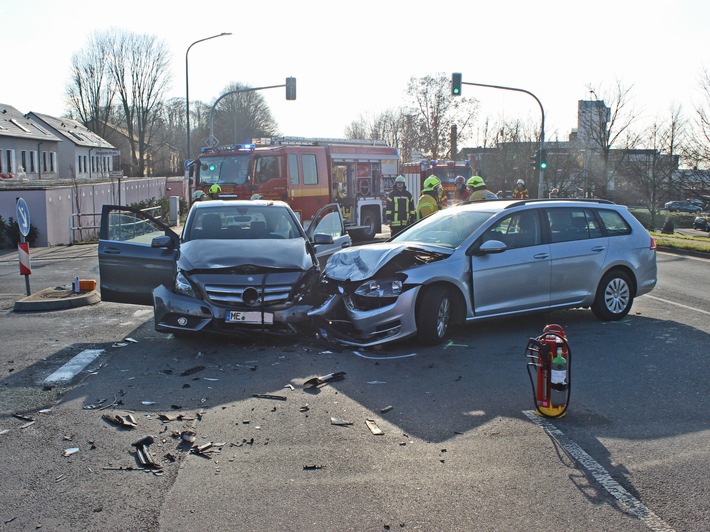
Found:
<box><xmin>14</xmin><ymin>288</ymin><xmax>101</xmax><ymax>312</ymax></box>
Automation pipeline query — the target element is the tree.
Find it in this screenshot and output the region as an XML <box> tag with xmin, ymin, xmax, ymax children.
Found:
<box><xmin>66</xmin><ymin>32</ymin><xmax>115</xmax><ymax>140</ymax></box>
<box><xmin>578</xmin><ymin>80</ymin><xmax>641</xmax><ymax>199</ymax></box>
<box><xmin>210</xmin><ymin>82</ymin><xmax>279</xmax><ymax>146</ymax></box>
<box><xmin>405</xmin><ymin>73</ymin><xmax>478</xmax><ymax>159</ymax></box>
<box><xmin>104</xmin><ymin>30</ymin><xmax>172</xmax><ymax>176</ymax></box>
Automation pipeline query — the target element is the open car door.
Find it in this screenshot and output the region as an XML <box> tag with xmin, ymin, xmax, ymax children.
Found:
<box><xmin>306</xmin><ymin>203</ymin><xmax>352</xmax><ymax>268</ymax></box>
<box><xmin>98</xmin><ymin>205</ymin><xmax>180</xmax><ymax>305</ymax></box>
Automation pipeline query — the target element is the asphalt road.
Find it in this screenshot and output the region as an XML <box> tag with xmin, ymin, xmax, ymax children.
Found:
<box><xmin>0</xmin><ymin>246</ymin><xmax>707</xmax><ymax>531</ymax></box>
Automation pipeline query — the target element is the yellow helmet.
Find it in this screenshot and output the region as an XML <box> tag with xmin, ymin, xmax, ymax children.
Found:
<box><xmin>209</xmin><ymin>184</ymin><xmax>222</xmax><ymax>195</ymax></box>
<box><xmin>423</xmin><ymin>175</ymin><xmax>441</xmax><ymax>190</ymax></box>
<box><xmin>467</xmin><ymin>176</ymin><xmax>485</xmax><ymax>188</ymax></box>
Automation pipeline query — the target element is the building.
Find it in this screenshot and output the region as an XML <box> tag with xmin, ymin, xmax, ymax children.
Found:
<box><xmin>28</xmin><ymin>113</ymin><xmax>116</xmax><ymax>179</ymax></box>
<box><xmin>0</xmin><ymin>104</ymin><xmax>60</xmax><ymax>180</ymax></box>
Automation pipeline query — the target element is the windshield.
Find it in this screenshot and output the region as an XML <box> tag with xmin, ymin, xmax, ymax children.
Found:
<box><xmin>197</xmin><ymin>154</ymin><xmax>250</xmax><ymax>186</ymax></box>
<box><xmin>185</xmin><ymin>204</ymin><xmax>302</xmax><ymax>241</ymax></box>
<box><xmin>392</xmin><ymin>209</ymin><xmax>495</xmax><ymax>248</ymax></box>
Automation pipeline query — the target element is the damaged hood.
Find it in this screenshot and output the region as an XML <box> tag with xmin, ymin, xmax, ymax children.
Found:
<box><xmin>324</xmin><ymin>242</ymin><xmax>450</xmax><ymax>281</ymax></box>
<box><xmin>178</xmin><ymin>238</ymin><xmax>314</xmax><ymax>272</ymax></box>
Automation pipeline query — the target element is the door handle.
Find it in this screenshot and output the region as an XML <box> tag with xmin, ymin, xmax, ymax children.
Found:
<box><xmin>341</xmin><ymin>241</ymin><xmax>351</xmax><ymax>248</ymax></box>
<box><xmin>103</xmin><ymin>247</ymin><xmax>121</xmax><ymax>254</ymax></box>
<box><xmin>533</xmin><ymin>253</ymin><xmax>549</xmax><ymax>259</ymax></box>
<box><xmin>592</xmin><ymin>246</ymin><xmax>606</xmax><ymax>252</ymax></box>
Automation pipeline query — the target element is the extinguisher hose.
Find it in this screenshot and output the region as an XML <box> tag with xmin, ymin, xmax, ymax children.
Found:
<box><xmin>526</xmin><ymin>332</ymin><xmax>571</xmax><ymax>418</ymax></box>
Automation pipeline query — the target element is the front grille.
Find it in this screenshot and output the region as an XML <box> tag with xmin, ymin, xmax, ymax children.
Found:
<box><xmin>204</xmin><ymin>283</ymin><xmax>293</xmax><ymax>307</ymax></box>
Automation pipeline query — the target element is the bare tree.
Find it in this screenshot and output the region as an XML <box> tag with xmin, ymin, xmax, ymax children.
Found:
<box><xmin>406</xmin><ymin>73</ymin><xmax>478</xmax><ymax>159</ymax></box>
<box><xmin>66</xmin><ymin>32</ymin><xmax>115</xmax><ymax>139</ymax></box>
<box><xmin>211</xmin><ymin>82</ymin><xmax>279</xmax><ymax>146</ymax></box>
<box><xmin>578</xmin><ymin>80</ymin><xmax>641</xmax><ymax>198</ymax></box>
<box><xmin>103</xmin><ymin>30</ymin><xmax>172</xmax><ymax>176</ymax></box>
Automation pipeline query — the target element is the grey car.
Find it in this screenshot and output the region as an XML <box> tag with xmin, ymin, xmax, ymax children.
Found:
<box><xmin>310</xmin><ymin>199</ymin><xmax>657</xmax><ymax>347</ymax></box>
<box><xmin>99</xmin><ymin>200</ymin><xmax>351</xmax><ymax>337</ymax></box>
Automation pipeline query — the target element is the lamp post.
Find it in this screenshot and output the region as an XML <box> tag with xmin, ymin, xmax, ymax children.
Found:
<box><xmin>185</xmin><ymin>32</ymin><xmax>231</xmax><ymax>168</ymax></box>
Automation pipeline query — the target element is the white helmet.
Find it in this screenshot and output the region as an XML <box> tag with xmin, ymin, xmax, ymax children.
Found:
<box><xmin>516</xmin><ymin>179</ymin><xmax>525</xmax><ymax>186</ymax></box>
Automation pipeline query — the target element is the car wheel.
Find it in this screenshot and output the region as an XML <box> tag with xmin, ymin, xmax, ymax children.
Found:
<box><xmin>591</xmin><ymin>270</ymin><xmax>634</xmax><ymax>321</ymax></box>
<box><xmin>354</xmin><ymin>208</ymin><xmax>379</xmax><ymax>241</ymax></box>
<box><xmin>416</xmin><ymin>287</ymin><xmax>451</xmax><ymax>345</ymax></box>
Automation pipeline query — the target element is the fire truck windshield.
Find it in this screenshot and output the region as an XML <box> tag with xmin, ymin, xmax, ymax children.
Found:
<box><xmin>197</xmin><ymin>154</ymin><xmax>250</xmax><ymax>186</ymax></box>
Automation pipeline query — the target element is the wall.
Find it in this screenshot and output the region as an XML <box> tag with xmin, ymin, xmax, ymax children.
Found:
<box><xmin>0</xmin><ymin>176</ymin><xmax>187</xmax><ymax>246</ymax></box>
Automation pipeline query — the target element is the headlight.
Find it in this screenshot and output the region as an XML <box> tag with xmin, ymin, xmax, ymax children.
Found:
<box><xmin>354</xmin><ymin>279</ymin><xmax>403</xmax><ymax>299</ymax></box>
<box><xmin>175</xmin><ymin>271</ymin><xmax>197</xmax><ymax>298</ymax></box>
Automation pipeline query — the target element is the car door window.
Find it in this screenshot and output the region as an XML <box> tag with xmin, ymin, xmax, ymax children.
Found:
<box><xmin>546</xmin><ymin>208</ymin><xmax>600</xmax><ymax>242</ymax></box>
<box><xmin>107</xmin><ymin>210</ymin><xmax>166</xmax><ymax>245</ymax></box>
<box><xmin>596</xmin><ymin>209</ymin><xmax>631</xmax><ymax>236</ymax></box>
<box><xmin>480</xmin><ymin>211</ymin><xmax>542</xmax><ymax>249</ymax></box>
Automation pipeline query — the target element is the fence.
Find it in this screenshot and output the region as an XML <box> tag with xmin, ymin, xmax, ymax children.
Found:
<box><xmin>69</xmin><ymin>206</ymin><xmax>162</xmax><ymax>244</ymax></box>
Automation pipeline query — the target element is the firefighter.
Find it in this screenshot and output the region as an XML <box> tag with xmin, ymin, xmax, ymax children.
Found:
<box><xmin>512</xmin><ymin>179</ymin><xmax>529</xmax><ymax>199</ymax></box>
<box><xmin>467</xmin><ymin>176</ymin><xmax>498</xmax><ymax>201</ymax></box>
<box><xmin>208</xmin><ymin>184</ymin><xmax>222</xmax><ymax>200</ymax></box>
<box><xmin>454</xmin><ymin>175</ymin><xmax>470</xmax><ymax>203</ymax></box>
<box><xmin>416</xmin><ymin>175</ymin><xmax>443</xmax><ymax>220</ymax></box>
<box><xmin>385</xmin><ymin>175</ymin><xmax>416</xmax><ymax>236</ymax></box>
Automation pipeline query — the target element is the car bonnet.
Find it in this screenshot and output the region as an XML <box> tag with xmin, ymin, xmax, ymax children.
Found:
<box><xmin>178</xmin><ymin>238</ymin><xmax>314</xmax><ymax>271</ymax></box>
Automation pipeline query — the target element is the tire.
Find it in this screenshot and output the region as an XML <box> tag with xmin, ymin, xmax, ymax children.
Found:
<box><xmin>416</xmin><ymin>287</ymin><xmax>451</xmax><ymax>345</ymax></box>
<box><xmin>354</xmin><ymin>208</ymin><xmax>379</xmax><ymax>241</ymax></box>
<box><xmin>591</xmin><ymin>270</ymin><xmax>634</xmax><ymax>321</ymax></box>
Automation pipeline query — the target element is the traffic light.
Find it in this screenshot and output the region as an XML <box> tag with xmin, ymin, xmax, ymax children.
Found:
<box><xmin>452</xmin><ymin>72</ymin><xmax>462</xmax><ymax>96</ymax></box>
<box><xmin>540</xmin><ymin>149</ymin><xmax>548</xmax><ymax>170</ymax></box>
<box><xmin>530</xmin><ymin>151</ymin><xmax>539</xmax><ymax>169</ymax></box>
<box><xmin>285</xmin><ymin>77</ymin><xmax>297</xmax><ymax>100</ymax></box>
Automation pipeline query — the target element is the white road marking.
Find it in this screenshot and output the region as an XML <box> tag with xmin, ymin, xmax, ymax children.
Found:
<box><xmin>44</xmin><ymin>349</ymin><xmax>105</xmax><ymax>385</ymax></box>
<box><xmin>644</xmin><ymin>295</ymin><xmax>710</xmax><ymax>316</ymax></box>
<box><xmin>523</xmin><ymin>410</ymin><xmax>675</xmax><ymax>532</ymax></box>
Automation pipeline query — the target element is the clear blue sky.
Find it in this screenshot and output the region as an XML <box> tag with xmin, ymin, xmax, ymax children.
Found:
<box><xmin>2</xmin><ymin>0</ymin><xmax>708</xmax><ymax>149</ymax></box>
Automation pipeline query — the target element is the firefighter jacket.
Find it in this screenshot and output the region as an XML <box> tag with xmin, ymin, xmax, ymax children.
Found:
<box><xmin>416</xmin><ymin>190</ymin><xmax>441</xmax><ymax>220</ymax></box>
<box><xmin>454</xmin><ymin>187</ymin><xmax>471</xmax><ymax>203</ymax></box>
<box><xmin>386</xmin><ymin>188</ymin><xmax>415</xmax><ymax>228</ymax></box>
<box><xmin>512</xmin><ymin>187</ymin><xmax>529</xmax><ymax>199</ymax></box>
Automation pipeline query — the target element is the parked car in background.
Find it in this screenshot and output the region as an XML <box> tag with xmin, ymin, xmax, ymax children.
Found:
<box><xmin>311</xmin><ymin>199</ymin><xmax>657</xmax><ymax>347</ymax></box>
<box><xmin>664</xmin><ymin>200</ymin><xmax>702</xmax><ymax>213</ymax></box>
<box><xmin>99</xmin><ymin>200</ymin><xmax>351</xmax><ymax>337</ymax></box>
<box><xmin>693</xmin><ymin>215</ymin><xmax>710</xmax><ymax>231</ymax></box>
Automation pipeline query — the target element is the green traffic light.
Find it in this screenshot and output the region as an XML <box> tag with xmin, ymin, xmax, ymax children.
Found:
<box><xmin>209</xmin><ymin>164</ymin><xmax>216</xmax><ymax>171</ymax></box>
<box><xmin>540</xmin><ymin>162</ymin><xmax>547</xmax><ymax>169</ymax></box>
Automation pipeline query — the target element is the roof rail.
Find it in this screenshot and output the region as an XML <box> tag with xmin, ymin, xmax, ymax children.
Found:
<box><xmin>504</xmin><ymin>198</ymin><xmax>615</xmax><ymax>209</ymax></box>
<box><xmin>255</xmin><ymin>136</ymin><xmax>388</xmax><ymax>147</ymax></box>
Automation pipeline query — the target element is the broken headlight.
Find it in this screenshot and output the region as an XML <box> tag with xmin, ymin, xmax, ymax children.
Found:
<box><xmin>175</xmin><ymin>271</ymin><xmax>197</xmax><ymax>298</ymax></box>
<box><xmin>348</xmin><ymin>279</ymin><xmax>403</xmax><ymax>310</ymax></box>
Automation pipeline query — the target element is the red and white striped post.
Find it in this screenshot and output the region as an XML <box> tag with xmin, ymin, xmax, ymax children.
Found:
<box><xmin>18</xmin><ymin>241</ymin><xmax>31</xmax><ymax>295</ymax></box>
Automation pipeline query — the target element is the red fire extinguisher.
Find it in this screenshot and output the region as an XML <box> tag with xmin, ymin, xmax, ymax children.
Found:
<box><xmin>525</xmin><ymin>324</ymin><xmax>571</xmax><ymax>418</ymax></box>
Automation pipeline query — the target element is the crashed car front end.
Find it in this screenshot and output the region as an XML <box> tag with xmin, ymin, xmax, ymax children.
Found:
<box><xmin>153</xmin><ymin>239</ymin><xmax>319</xmax><ymax>337</ymax></box>
<box><xmin>309</xmin><ymin>243</ymin><xmax>451</xmax><ymax>347</ymax></box>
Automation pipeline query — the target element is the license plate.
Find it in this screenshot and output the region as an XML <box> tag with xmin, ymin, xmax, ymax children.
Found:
<box><xmin>226</xmin><ymin>311</ymin><xmax>274</xmax><ymax>324</ymax></box>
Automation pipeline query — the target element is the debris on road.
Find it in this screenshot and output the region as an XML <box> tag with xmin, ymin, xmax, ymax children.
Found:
<box><xmin>180</xmin><ymin>429</ymin><xmax>197</xmax><ymax>443</ymax></box>
<box><xmin>330</xmin><ymin>417</ymin><xmax>353</xmax><ymax>426</ymax></box>
<box><xmin>131</xmin><ymin>435</ymin><xmax>160</xmax><ymax>468</ymax></box>
<box><xmin>303</xmin><ymin>464</ymin><xmax>323</xmax><ymax>470</ymax></box>
<box><xmin>63</xmin><ymin>447</ymin><xmax>80</xmax><ymax>457</ymax></box>
<box><xmin>365</xmin><ymin>419</ymin><xmax>384</xmax><ymax>435</ymax></box>
<box><xmin>190</xmin><ymin>442</ymin><xmax>225</xmax><ymax>457</ymax></box>
<box><xmin>102</xmin><ymin>413</ymin><xmax>138</xmax><ymax>429</ymax></box>
<box><xmin>180</xmin><ymin>366</ymin><xmax>206</xmax><ymax>376</ymax></box>
<box><xmin>252</xmin><ymin>393</ymin><xmax>287</xmax><ymax>401</ymax></box>
<box><xmin>380</xmin><ymin>406</ymin><xmax>393</xmax><ymax>414</ymax></box>
<box><xmin>303</xmin><ymin>371</ymin><xmax>346</xmax><ymax>388</ymax></box>
<box><xmin>141</xmin><ymin>401</ymin><xmax>156</xmax><ymax>406</ymax></box>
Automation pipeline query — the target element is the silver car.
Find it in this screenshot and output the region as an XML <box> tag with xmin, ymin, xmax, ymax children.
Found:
<box><xmin>99</xmin><ymin>200</ymin><xmax>351</xmax><ymax>337</ymax></box>
<box><xmin>310</xmin><ymin>199</ymin><xmax>657</xmax><ymax>347</ymax></box>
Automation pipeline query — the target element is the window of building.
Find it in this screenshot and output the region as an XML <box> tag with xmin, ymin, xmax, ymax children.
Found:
<box><xmin>21</xmin><ymin>151</ymin><xmax>27</xmax><ymax>172</ymax></box>
<box><xmin>42</xmin><ymin>151</ymin><xmax>47</xmax><ymax>172</ymax></box>
<box><xmin>303</xmin><ymin>154</ymin><xmax>318</xmax><ymax>185</ymax></box>
<box><xmin>30</xmin><ymin>151</ymin><xmax>36</xmax><ymax>173</ymax></box>
<box><xmin>77</xmin><ymin>154</ymin><xmax>82</xmax><ymax>173</ymax></box>
<box><xmin>50</xmin><ymin>152</ymin><xmax>55</xmax><ymax>172</ymax></box>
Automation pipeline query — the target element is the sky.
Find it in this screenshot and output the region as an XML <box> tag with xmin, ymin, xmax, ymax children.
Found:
<box><xmin>2</xmin><ymin>0</ymin><xmax>708</xmax><ymax>152</ymax></box>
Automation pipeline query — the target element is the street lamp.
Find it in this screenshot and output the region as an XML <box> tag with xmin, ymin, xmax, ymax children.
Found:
<box><xmin>185</xmin><ymin>32</ymin><xmax>231</xmax><ymax>165</ymax></box>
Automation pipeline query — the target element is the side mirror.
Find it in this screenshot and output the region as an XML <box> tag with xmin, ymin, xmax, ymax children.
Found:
<box><xmin>467</xmin><ymin>239</ymin><xmax>507</xmax><ymax>256</ymax></box>
<box><xmin>151</xmin><ymin>235</ymin><xmax>174</xmax><ymax>250</ymax></box>
<box><xmin>313</xmin><ymin>233</ymin><xmax>334</xmax><ymax>245</ymax></box>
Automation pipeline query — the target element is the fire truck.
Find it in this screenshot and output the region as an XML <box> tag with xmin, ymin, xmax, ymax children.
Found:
<box><xmin>402</xmin><ymin>158</ymin><xmax>474</xmax><ymax>205</ymax></box>
<box><xmin>191</xmin><ymin>137</ymin><xmax>399</xmax><ymax>240</ymax></box>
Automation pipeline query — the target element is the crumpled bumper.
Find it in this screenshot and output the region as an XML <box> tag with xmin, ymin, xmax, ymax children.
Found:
<box><xmin>152</xmin><ymin>285</ymin><xmax>311</xmax><ymax>336</ymax></box>
<box><xmin>308</xmin><ymin>286</ymin><xmax>420</xmax><ymax>347</ymax></box>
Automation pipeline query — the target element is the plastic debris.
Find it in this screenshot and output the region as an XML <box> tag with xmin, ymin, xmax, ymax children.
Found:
<box><xmin>365</xmin><ymin>419</ymin><xmax>384</xmax><ymax>435</ymax></box>
<box><xmin>102</xmin><ymin>413</ymin><xmax>138</xmax><ymax>429</ymax></box>
<box><xmin>380</xmin><ymin>406</ymin><xmax>393</xmax><ymax>414</ymax></box>
<box><xmin>141</xmin><ymin>401</ymin><xmax>156</xmax><ymax>406</ymax></box>
<box><xmin>131</xmin><ymin>435</ymin><xmax>159</xmax><ymax>468</ymax></box>
<box><xmin>180</xmin><ymin>366</ymin><xmax>206</xmax><ymax>376</ymax></box>
<box><xmin>330</xmin><ymin>417</ymin><xmax>353</xmax><ymax>426</ymax></box>
<box><xmin>303</xmin><ymin>371</ymin><xmax>346</xmax><ymax>388</ymax></box>
<box><xmin>63</xmin><ymin>447</ymin><xmax>80</xmax><ymax>456</ymax></box>
<box><xmin>303</xmin><ymin>465</ymin><xmax>323</xmax><ymax>470</ymax></box>
<box><xmin>252</xmin><ymin>394</ymin><xmax>287</xmax><ymax>401</ymax></box>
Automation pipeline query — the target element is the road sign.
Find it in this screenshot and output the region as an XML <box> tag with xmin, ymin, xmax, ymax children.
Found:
<box><xmin>16</xmin><ymin>198</ymin><xmax>30</xmax><ymax>237</ymax></box>
<box><xmin>109</xmin><ymin>171</ymin><xmax>124</xmax><ymax>178</ymax></box>
<box><xmin>18</xmin><ymin>242</ymin><xmax>31</xmax><ymax>275</ymax></box>
<box><xmin>95</xmin><ymin>149</ymin><xmax>120</xmax><ymax>156</ymax></box>
<box><xmin>184</xmin><ymin>159</ymin><xmax>194</xmax><ymax>171</ymax></box>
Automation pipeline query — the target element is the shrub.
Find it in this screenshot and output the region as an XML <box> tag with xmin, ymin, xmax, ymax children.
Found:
<box><xmin>0</xmin><ymin>216</ymin><xmax>39</xmax><ymax>247</ymax></box>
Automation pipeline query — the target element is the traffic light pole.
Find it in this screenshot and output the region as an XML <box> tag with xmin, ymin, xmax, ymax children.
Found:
<box><xmin>458</xmin><ymin>78</ymin><xmax>546</xmax><ymax>198</ymax></box>
<box><xmin>206</xmin><ymin>79</ymin><xmax>296</xmax><ymax>149</ymax></box>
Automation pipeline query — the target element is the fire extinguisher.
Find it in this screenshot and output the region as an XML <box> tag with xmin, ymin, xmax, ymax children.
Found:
<box><xmin>524</xmin><ymin>324</ymin><xmax>571</xmax><ymax>418</ymax></box>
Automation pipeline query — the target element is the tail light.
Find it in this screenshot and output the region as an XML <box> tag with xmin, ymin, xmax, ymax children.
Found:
<box><xmin>650</xmin><ymin>235</ymin><xmax>657</xmax><ymax>250</ymax></box>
